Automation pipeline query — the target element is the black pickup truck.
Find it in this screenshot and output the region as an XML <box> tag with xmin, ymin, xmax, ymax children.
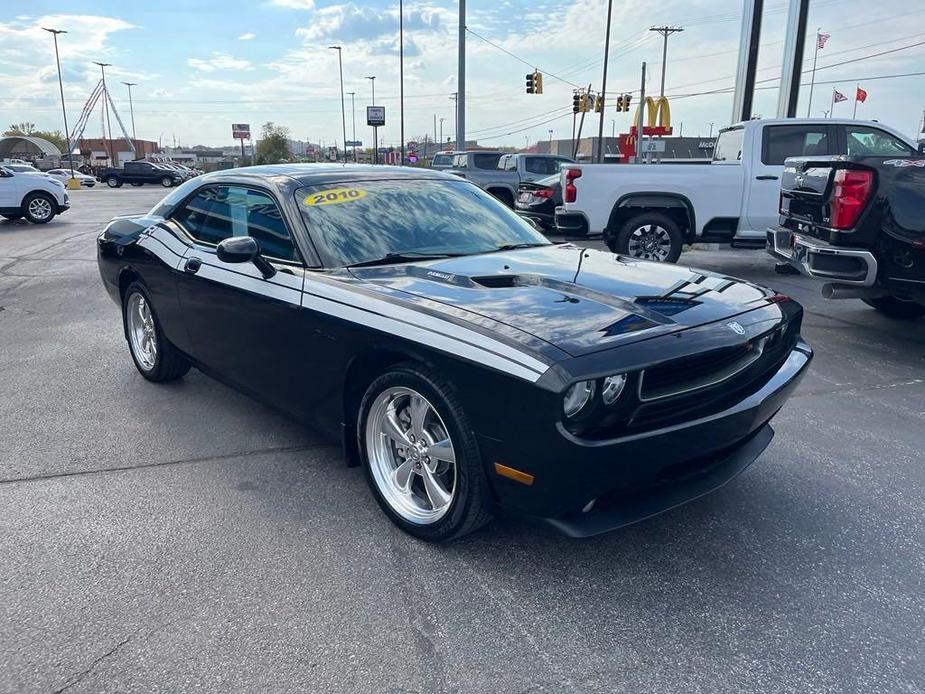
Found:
<box><xmin>101</xmin><ymin>160</ymin><xmax>185</xmax><ymax>189</ymax></box>
<box><xmin>768</xmin><ymin>154</ymin><xmax>925</xmax><ymax>319</ymax></box>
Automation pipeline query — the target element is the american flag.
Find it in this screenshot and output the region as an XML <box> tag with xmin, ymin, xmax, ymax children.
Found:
<box><xmin>833</xmin><ymin>90</ymin><xmax>848</xmax><ymax>103</ymax></box>
<box><xmin>817</xmin><ymin>32</ymin><xmax>831</xmax><ymax>49</ymax></box>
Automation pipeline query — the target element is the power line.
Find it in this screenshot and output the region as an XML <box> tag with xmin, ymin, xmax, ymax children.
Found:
<box><xmin>464</xmin><ymin>27</ymin><xmax>585</xmax><ymax>90</ymax></box>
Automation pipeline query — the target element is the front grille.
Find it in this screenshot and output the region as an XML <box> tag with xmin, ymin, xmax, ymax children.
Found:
<box><xmin>639</xmin><ymin>340</ymin><xmax>767</xmax><ymax>402</ymax></box>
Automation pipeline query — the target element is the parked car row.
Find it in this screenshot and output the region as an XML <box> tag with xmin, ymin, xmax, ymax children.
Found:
<box><xmin>0</xmin><ymin>165</ymin><xmax>69</xmax><ymax>223</ymax></box>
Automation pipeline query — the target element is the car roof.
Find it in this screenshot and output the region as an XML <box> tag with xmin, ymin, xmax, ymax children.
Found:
<box><xmin>196</xmin><ymin>163</ymin><xmax>460</xmax><ymax>188</ymax></box>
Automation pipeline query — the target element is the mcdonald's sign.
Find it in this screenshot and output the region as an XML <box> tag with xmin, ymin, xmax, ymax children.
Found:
<box><xmin>630</xmin><ymin>96</ymin><xmax>673</xmax><ymax>137</ymax></box>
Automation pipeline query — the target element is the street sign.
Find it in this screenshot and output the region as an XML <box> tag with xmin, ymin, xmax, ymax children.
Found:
<box><xmin>367</xmin><ymin>106</ymin><xmax>385</xmax><ymax>127</ymax></box>
<box><xmin>640</xmin><ymin>138</ymin><xmax>666</xmax><ymax>153</ymax></box>
<box><xmin>407</xmin><ymin>154</ymin><xmax>418</xmax><ymax>164</ymax></box>
<box><xmin>232</xmin><ymin>123</ymin><xmax>251</xmax><ymax>139</ymax></box>
<box><xmin>345</xmin><ymin>140</ymin><xmax>363</xmax><ymax>147</ymax></box>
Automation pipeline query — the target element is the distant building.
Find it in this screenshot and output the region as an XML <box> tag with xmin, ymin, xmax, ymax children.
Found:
<box><xmin>78</xmin><ymin>138</ymin><xmax>159</xmax><ymax>166</ymax></box>
<box><xmin>537</xmin><ymin>136</ymin><xmax>717</xmax><ymax>163</ymax></box>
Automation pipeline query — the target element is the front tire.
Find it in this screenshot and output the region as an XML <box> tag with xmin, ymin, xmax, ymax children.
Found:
<box><xmin>160</xmin><ymin>176</ymin><xmax>174</xmax><ymax>188</ymax></box>
<box><xmin>105</xmin><ymin>176</ymin><xmax>122</xmax><ymax>188</ymax></box>
<box><xmin>358</xmin><ymin>364</ymin><xmax>493</xmax><ymax>542</ymax></box>
<box><xmin>122</xmin><ymin>282</ymin><xmax>191</xmax><ymax>381</ymax></box>
<box><xmin>862</xmin><ymin>296</ymin><xmax>925</xmax><ymax>320</ymax></box>
<box><xmin>609</xmin><ymin>212</ymin><xmax>683</xmax><ymax>263</ymax></box>
<box><xmin>22</xmin><ymin>193</ymin><xmax>56</xmax><ymax>224</ymax></box>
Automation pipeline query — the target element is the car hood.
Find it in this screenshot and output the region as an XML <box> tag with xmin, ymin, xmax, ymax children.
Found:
<box><xmin>349</xmin><ymin>244</ymin><xmax>779</xmax><ymax>357</ymax></box>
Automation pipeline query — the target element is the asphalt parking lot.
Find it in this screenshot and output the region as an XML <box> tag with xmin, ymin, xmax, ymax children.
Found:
<box><xmin>1</xmin><ymin>186</ymin><xmax>923</xmax><ymax>694</ymax></box>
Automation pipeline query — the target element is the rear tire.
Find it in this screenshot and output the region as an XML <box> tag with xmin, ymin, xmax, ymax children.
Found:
<box><xmin>122</xmin><ymin>281</ymin><xmax>191</xmax><ymax>381</ymax></box>
<box><xmin>608</xmin><ymin>212</ymin><xmax>683</xmax><ymax>263</ymax></box>
<box><xmin>862</xmin><ymin>296</ymin><xmax>925</xmax><ymax>320</ymax></box>
<box><xmin>105</xmin><ymin>176</ymin><xmax>122</xmax><ymax>188</ymax></box>
<box><xmin>22</xmin><ymin>192</ymin><xmax>56</xmax><ymax>224</ymax></box>
<box><xmin>358</xmin><ymin>364</ymin><xmax>493</xmax><ymax>542</ymax></box>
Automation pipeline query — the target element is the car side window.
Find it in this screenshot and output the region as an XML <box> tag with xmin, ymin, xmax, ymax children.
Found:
<box><xmin>173</xmin><ymin>186</ymin><xmax>298</xmax><ymax>262</ymax></box>
<box><xmin>762</xmin><ymin>125</ymin><xmax>830</xmax><ymax>165</ymax></box>
<box><xmin>472</xmin><ymin>153</ymin><xmax>502</xmax><ymax>170</ymax></box>
<box><xmin>525</xmin><ymin>157</ymin><xmax>558</xmax><ymax>174</ymax></box>
<box><xmin>844</xmin><ymin>126</ymin><xmax>913</xmax><ymax>156</ymax></box>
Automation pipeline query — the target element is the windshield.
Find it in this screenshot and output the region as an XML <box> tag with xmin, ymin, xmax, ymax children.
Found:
<box><xmin>297</xmin><ymin>178</ymin><xmax>550</xmax><ymax>267</ymax></box>
<box><xmin>432</xmin><ymin>154</ymin><xmax>452</xmax><ymax>166</ymax></box>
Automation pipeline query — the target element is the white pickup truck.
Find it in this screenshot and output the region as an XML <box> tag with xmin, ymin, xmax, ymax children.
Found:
<box><xmin>555</xmin><ymin>118</ymin><xmax>922</xmax><ymax>262</ymax></box>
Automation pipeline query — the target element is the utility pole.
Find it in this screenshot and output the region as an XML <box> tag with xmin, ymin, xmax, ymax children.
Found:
<box><xmin>635</xmin><ymin>62</ymin><xmax>646</xmax><ymax>162</ymax></box>
<box><xmin>365</xmin><ymin>75</ymin><xmax>376</xmax><ymax>164</ymax></box>
<box><xmin>450</xmin><ymin>93</ymin><xmax>458</xmax><ymax>144</ymax></box>
<box><xmin>347</xmin><ymin>91</ymin><xmax>357</xmax><ymax>162</ymax></box>
<box><xmin>43</xmin><ymin>28</ymin><xmax>74</xmax><ymax>181</ymax></box>
<box><xmin>329</xmin><ymin>46</ymin><xmax>347</xmax><ymax>163</ymax></box>
<box><xmin>93</xmin><ymin>62</ymin><xmax>113</xmax><ymax>166</ymax></box>
<box><xmin>709</xmin><ymin>122</ymin><xmax>714</xmax><ymax>137</ymax></box>
<box><xmin>439</xmin><ymin>117</ymin><xmax>445</xmax><ymax>145</ymax></box>
<box><xmin>433</xmin><ymin>114</ymin><xmax>437</xmax><ymax>152</ymax></box>
<box><xmin>399</xmin><ymin>0</ymin><xmax>405</xmax><ymax>164</ymax></box>
<box><xmin>456</xmin><ymin>0</ymin><xmax>466</xmax><ymax>150</ymax></box>
<box><xmin>649</xmin><ymin>26</ymin><xmax>683</xmax><ymax>98</ymax></box>
<box><xmin>597</xmin><ymin>0</ymin><xmax>614</xmax><ymax>163</ymax></box>
<box><xmin>548</xmin><ymin>129</ymin><xmax>553</xmax><ymax>151</ymax></box>
<box><xmin>121</xmin><ymin>82</ymin><xmax>137</xmax><ymax>141</ymax></box>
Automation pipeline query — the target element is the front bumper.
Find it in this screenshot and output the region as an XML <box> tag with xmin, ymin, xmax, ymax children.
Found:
<box><xmin>767</xmin><ymin>227</ymin><xmax>877</xmax><ymax>286</ymax></box>
<box><xmin>484</xmin><ymin>340</ymin><xmax>812</xmax><ymax>536</ymax></box>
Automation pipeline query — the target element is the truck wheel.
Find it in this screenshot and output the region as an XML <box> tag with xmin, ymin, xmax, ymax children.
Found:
<box><xmin>610</xmin><ymin>212</ymin><xmax>683</xmax><ymax>263</ymax></box>
<box><xmin>22</xmin><ymin>192</ymin><xmax>56</xmax><ymax>224</ymax></box>
<box><xmin>105</xmin><ymin>176</ymin><xmax>122</xmax><ymax>188</ymax></box>
<box><xmin>862</xmin><ymin>296</ymin><xmax>925</xmax><ymax>320</ymax></box>
<box><xmin>489</xmin><ymin>189</ymin><xmax>514</xmax><ymax>208</ymax></box>
<box><xmin>160</xmin><ymin>176</ymin><xmax>174</xmax><ymax>188</ymax></box>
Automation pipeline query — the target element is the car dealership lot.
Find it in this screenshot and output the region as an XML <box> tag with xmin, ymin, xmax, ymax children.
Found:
<box><xmin>1</xmin><ymin>187</ymin><xmax>923</xmax><ymax>693</ymax></box>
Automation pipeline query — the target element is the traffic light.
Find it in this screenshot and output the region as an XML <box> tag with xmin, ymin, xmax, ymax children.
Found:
<box><xmin>526</xmin><ymin>72</ymin><xmax>535</xmax><ymax>94</ymax></box>
<box><xmin>572</xmin><ymin>92</ymin><xmax>581</xmax><ymax>113</ymax></box>
<box><xmin>534</xmin><ymin>71</ymin><xmax>543</xmax><ymax>94</ymax></box>
<box><xmin>616</xmin><ymin>94</ymin><xmax>624</xmax><ymax>111</ymax></box>
<box><xmin>623</xmin><ymin>93</ymin><xmax>632</xmax><ymax>112</ymax></box>
<box><xmin>594</xmin><ymin>94</ymin><xmax>604</xmax><ymax>112</ymax></box>
<box><xmin>580</xmin><ymin>93</ymin><xmax>590</xmax><ymax>112</ymax></box>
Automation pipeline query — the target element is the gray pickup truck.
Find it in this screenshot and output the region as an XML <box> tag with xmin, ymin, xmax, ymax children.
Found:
<box><xmin>445</xmin><ymin>151</ymin><xmax>573</xmax><ymax>207</ymax></box>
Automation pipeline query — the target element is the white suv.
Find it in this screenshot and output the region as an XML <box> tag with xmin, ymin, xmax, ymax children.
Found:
<box><xmin>0</xmin><ymin>165</ymin><xmax>70</xmax><ymax>224</ymax></box>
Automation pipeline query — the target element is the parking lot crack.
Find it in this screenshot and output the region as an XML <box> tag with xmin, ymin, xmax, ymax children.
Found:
<box><xmin>52</xmin><ymin>634</ymin><xmax>133</xmax><ymax>694</ymax></box>
<box><xmin>0</xmin><ymin>443</ymin><xmax>334</xmax><ymax>486</ymax></box>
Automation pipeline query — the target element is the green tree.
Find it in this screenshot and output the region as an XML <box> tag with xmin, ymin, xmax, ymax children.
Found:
<box><xmin>255</xmin><ymin>122</ymin><xmax>292</xmax><ymax>164</ymax></box>
<box><xmin>4</xmin><ymin>122</ymin><xmax>69</xmax><ymax>153</ymax></box>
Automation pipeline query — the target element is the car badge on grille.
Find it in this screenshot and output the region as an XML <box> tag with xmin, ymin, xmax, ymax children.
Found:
<box><xmin>727</xmin><ymin>321</ymin><xmax>746</xmax><ymax>335</ymax></box>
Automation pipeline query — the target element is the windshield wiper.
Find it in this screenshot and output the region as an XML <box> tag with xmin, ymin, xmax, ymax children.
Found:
<box><xmin>347</xmin><ymin>250</ymin><xmax>465</xmax><ymax>268</ymax></box>
<box><xmin>492</xmin><ymin>242</ymin><xmax>549</xmax><ymax>252</ymax></box>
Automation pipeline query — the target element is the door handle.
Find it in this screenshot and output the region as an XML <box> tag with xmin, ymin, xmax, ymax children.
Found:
<box><xmin>184</xmin><ymin>257</ymin><xmax>201</xmax><ymax>274</ymax></box>
<box><xmin>756</xmin><ymin>175</ymin><xmax>779</xmax><ymax>180</ymax></box>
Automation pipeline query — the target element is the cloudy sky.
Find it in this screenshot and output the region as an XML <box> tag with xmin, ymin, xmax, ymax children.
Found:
<box><xmin>1</xmin><ymin>0</ymin><xmax>923</xmax><ymax>150</ymax></box>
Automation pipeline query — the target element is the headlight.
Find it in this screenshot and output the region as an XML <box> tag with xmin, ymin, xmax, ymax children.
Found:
<box><xmin>601</xmin><ymin>373</ymin><xmax>627</xmax><ymax>405</ymax></box>
<box><xmin>563</xmin><ymin>380</ymin><xmax>595</xmax><ymax>418</ymax></box>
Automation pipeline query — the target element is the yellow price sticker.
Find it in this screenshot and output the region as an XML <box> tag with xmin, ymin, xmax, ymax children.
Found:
<box><xmin>303</xmin><ymin>188</ymin><xmax>367</xmax><ymax>206</ymax></box>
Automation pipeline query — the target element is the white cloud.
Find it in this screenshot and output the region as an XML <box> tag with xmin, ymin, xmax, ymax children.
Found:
<box><xmin>296</xmin><ymin>3</ymin><xmax>449</xmax><ymax>42</ymax></box>
<box><xmin>269</xmin><ymin>0</ymin><xmax>316</xmax><ymax>9</ymax></box>
<box><xmin>238</xmin><ymin>32</ymin><xmax>256</xmax><ymax>40</ymax></box>
<box><xmin>151</xmin><ymin>89</ymin><xmax>174</xmax><ymax>97</ymax></box>
<box><xmin>187</xmin><ymin>53</ymin><xmax>252</xmax><ymax>72</ymax></box>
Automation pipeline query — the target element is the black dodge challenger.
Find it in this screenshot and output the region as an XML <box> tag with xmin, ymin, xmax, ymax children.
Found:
<box><xmin>97</xmin><ymin>165</ymin><xmax>812</xmax><ymax>542</ymax></box>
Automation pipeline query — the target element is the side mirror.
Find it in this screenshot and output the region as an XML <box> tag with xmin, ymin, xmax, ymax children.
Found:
<box><xmin>217</xmin><ymin>236</ymin><xmax>276</xmax><ymax>279</ymax></box>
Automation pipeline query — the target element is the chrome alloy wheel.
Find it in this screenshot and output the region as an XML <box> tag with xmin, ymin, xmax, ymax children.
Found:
<box><xmin>27</xmin><ymin>197</ymin><xmax>52</xmax><ymax>221</ymax></box>
<box><xmin>627</xmin><ymin>224</ymin><xmax>672</xmax><ymax>261</ymax></box>
<box><xmin>126</xmin><ymin>292</ymin><xmax>158</xmax><ymax>371</ymax></box>
<box><xmin>365</xmin><ymin>387</ymin><xmax>457</xmax><ymax>525</ymax></box>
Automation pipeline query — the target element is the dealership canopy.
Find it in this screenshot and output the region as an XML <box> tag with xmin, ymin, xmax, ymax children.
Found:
<box><xmin>0</xmin><ymin>136</ymin><xmax>62</xmax><ymax>159</ymax></box>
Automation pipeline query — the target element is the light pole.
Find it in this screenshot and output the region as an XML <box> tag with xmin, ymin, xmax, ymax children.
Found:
<box><xmin>93</xmin><ymin>61</ymin><xmax>113</xmax><ymax>166</ymax></box>
<box><xmin>365</xmin><ymin>75</ymin><xmax>376</xmax><ymax>164</ymax></box>
<box><xmin>399</xmin><ymin>0</ymin><xmax>405</xmax><ymax>165</ymax></box>
<box><xmin>457</xmin><ymin>0</ymin><xmax>466</xmax><ymax>151</ymax></box>
<box><xmin>548</xmin><ymin>129</ymin><xmax>553</xmax><ymax>152</ymax></box>
<box><xmin>439</xmin><ymin>117</ymin><xmax>445</xmax><ymax>145</ymax></box>
<box><xmin>596</xmin><ymin>0</ymin><xmax>614</xmax><ymax>163</ymax></box>
<box><xmin>347</xmin><ymin>91</ymin><xmax>357</xmax><ymax>162</ymax></box>
<box><xmin>43</xmin><ymin>27</ymin><xmax>74</xmax><ymax>182</ymax></box>
<box><xmin>121</xmin><ymin>82</ymin><xmax>137</xmax><ymax>141</ymax></box>
<box><xmin>708</xmin><ymin>122</ymin><xmax>714</xmax><ymax>138</ymax></box>
<box><xmin>329</xmin><ymin>46</ymin><xmax>347</xmax><ymax>163</ymax></box>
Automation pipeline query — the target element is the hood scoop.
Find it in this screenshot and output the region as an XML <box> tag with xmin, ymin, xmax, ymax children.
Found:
<box><xmin>471</xmin><ymin>274</ymin><xmax>519</xmax><ymax>289</ymax></box>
